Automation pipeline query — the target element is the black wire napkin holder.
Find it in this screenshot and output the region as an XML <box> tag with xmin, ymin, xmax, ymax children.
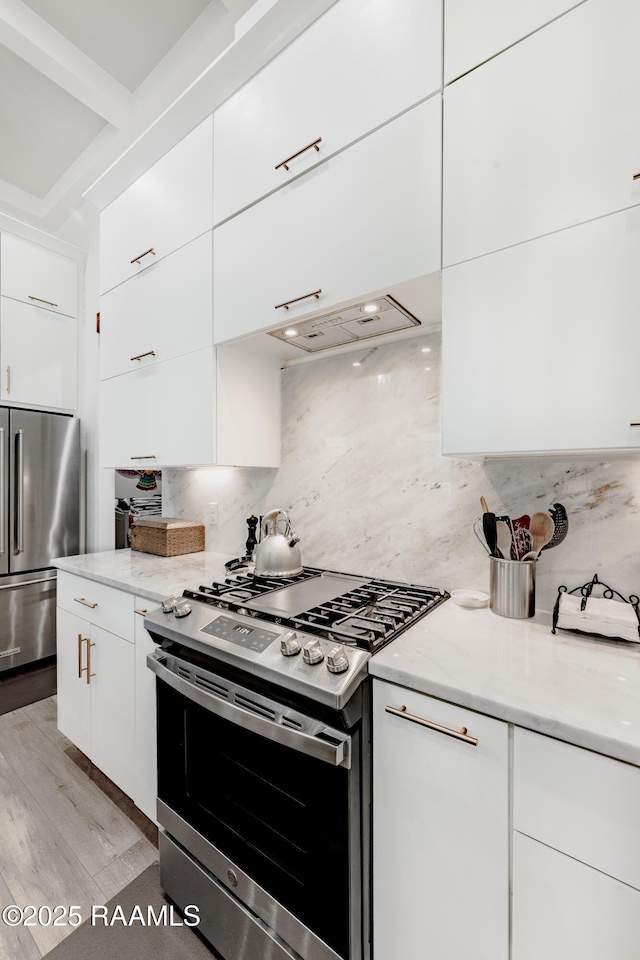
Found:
<box><xmin>552</xmin><ymin>573</ymin><xmax>640</xmax><ymax>641</ymax></box>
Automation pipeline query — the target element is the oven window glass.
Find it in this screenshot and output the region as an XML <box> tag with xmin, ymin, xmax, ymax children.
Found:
<box><xmin>157</xmin><ymin>682</ymin><xmax>353</xmax><ymax>956</ymax></box>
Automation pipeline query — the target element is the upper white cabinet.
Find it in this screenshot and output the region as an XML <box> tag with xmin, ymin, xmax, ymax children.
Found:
<box><xmin>213</xmin><ymin>0</ymin><xmax>441</xmax><ymax>225</ymax></box>
<box><xmin>443</xmin><ymin>0</ymin><xmax>640</xmax><ymax>267</ymax></box>
<box><xmin>442</xmin><ymin>205</ymin><xmax>640</xmax><ymax>457</ymax></box>
<box><xmin>1</xmin><ymin>298</ymin><xmax>77</xmax><ymax>411</ymax></box>
<box><xmin>100</xmin><ymin>232</ymin><xmax>213</xmax><ymax>381</ymax></box>
<box><xmin>0</xmin><ymin>233</ymin><xmax>77</xmax><ymax>318</ymax></box>
<box><xmin>100</xmin><ymin>116</ymin><xmax>213</xmax><ymax>295</ymax></box>
<box><xmin>444</xmin><ymin>0</ymin><xmax>578</xmax><ymax>83</ymax></box>
<box><xmin>214</xmin><ymin>97</ymin><xmax>441</xmax><ymax>343</ymax></box>
<box><xmin>373</xmin><ymin>680</ymin><xmax>509</xmax><ymax>960</ymax></box>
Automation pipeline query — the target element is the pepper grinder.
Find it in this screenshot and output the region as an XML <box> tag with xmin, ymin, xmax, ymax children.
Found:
<box><xmin>245</xmin><ymin>514</ymin><xmax>259</xmax><ymax>558</ymax></box>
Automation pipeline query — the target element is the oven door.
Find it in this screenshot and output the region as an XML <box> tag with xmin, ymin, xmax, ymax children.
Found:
<box><xmin>150</xmin><ymin>652</ymin><xmax>363</xmax><ymax>960</ymax></box>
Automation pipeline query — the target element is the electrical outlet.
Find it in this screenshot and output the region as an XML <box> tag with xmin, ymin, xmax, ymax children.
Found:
<box><xmin>208</xmin><ymin>503</ymin><xmax>218</xmax><ymax>526</ymax></box>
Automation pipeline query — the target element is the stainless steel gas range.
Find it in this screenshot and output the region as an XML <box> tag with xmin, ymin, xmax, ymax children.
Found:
<box><xmin>145</xmin><ymin>565</ymin><xmax>448</xmax><ymax>960</ymax></box>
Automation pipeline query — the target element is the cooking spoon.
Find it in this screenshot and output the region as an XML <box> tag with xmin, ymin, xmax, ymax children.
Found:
<box><xmin>496</xmin><ymin>520</ymin><xmax>513</xmax><ymax>561</ymax></box>
<box><xmin>521</xmin><ymin>512</ymin><xmax>554</xmax><ymax>560</ymax></box>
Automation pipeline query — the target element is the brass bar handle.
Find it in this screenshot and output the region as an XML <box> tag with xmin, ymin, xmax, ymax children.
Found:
<box><xmin>385</xmin><ymin>704</ymin><xmax>478</xmax><ymax>746</ymax></box>
<box><xmin>6</xmin><ymin>366</ymin><xmax>9</xmax><ymax>395</ymax></box>
<box><xmin>130</xmin><ymin>247</ymin><xmax>156</xmax><ymax>265</ymax></box>
<box><xmin>134</xmin><ymin>608</ymin><xmax>147</xmax><ymax>616</ymax></box>
<box><xmin>74</xmin><ymin>596</ymin><xmax>98</xmax><ymax>609</ymax></box>
<box><xmin>130</xmin><ymin>455</ymin><xmax>157</xmax><ymax>460</ymax></box>
<box><xmin>77</xmin><ymin>633</ymin><xmax>83</xmax><ymax>679</ymax></box>
<box><xmin>130</xmin><ymin>350</ymin><xmax>156</xmax><ymax>361</ymax></box>
<box><xmin>275</xmin><ymin>137</ymin><xmax>322</xmax><ymax>172</ymax></box>
<box><xmin>86</xmin><ymin>640</ymin><xmax>95</xmax><ymax>685</ymax></box>
<box><xmin>28</xmin><ymin>295</ymin><xmax>58</xmax><ymax>307</ymax></box>
<box><xmin>275</xmin><ymin>289</ymin><xmax>322</xmax><ymax>311</ymax></box>
<box><xmin>633</xmin><ymin>173</ymin><xmax>640</xmax><ymax>181</ymax></box>
<box><xmin>630</xmin><ymin>421</ymin><xmax>640</xmax><ymax>427</ymax></box>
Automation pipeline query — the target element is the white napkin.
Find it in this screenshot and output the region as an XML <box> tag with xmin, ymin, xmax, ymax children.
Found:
<box><xmin>557</xmin><ymin>593</ymin><xmax>640</xmax><ymax>642</ymax></box>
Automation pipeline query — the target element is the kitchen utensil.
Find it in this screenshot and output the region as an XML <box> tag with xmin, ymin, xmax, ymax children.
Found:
<box><xmin>482</xmin><ymin>511</ymin><xmax>500</xmax><ymax>558</ymax></box>
<box><xmin>510</xmin><ymin>515</ymin><xmax>530</xmax><ymax>560</ymax></box>
<box><xmin>496</xmin><ymin>520</ymin><xmax>513</xmax><ymax>561</ymax></box>
<box><xmin>254</xmin><ymin>508</ymin><xmax>303</xmax><ymax>577</ymax></box>
<box><xmin>520</xmin><ymin>511</ymin><xmax>554</xmax><ymax>560</ymax></box>
<box><xmin>450</xmin><ymin>589</ymin><xmax>489</xmax><ymax>608</ymax></box>
<box><xmin>473</xmin><ymin>516</ymin><xmax>491</xmax><ymax>554</ymax></box>
<box><xmin>540</xmin><ymin>503</ymin><xmax>569</xmax><ymax>551</ymax></box>
<box><xmin>489</xmin><ymin>556</ymin><xmax>536</xmax><ymax>619</ymax></box>
<box><xmin>480</xmin><ymin>496</ymin><xmax>490</xmax><ymax>514</ymax></box>
<box><xmin>513</xmin><ymin>527</ymin><xmax>532</xmax><ymax>559</ymax></box>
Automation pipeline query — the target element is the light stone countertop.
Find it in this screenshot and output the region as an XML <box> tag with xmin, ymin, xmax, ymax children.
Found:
<box><xmin>53</xmin><ymin>550</ymin><xmax>640</xmax><ymax>765</ymax></box>
<box><xmin>52</xmin><ymin>549</ymin><xmax>235</xmax><ymax>603</ymax></box>
<box><xmin>369</xmin><ymin>601</ymin><xmax>640</xmax><ymax>767</ymax></box>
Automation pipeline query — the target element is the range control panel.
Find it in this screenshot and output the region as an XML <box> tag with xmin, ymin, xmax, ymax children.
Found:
<box><xmin>200</xmin><ymin>615</ymin><xmax>278</xmax><ymax>654</ymax></box>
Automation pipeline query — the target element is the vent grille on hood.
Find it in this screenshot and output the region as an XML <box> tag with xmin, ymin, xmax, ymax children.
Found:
<box><xmin>268</xmin><ymin>295</ymin><xmax>420</xmax><ymax>353</ymax></box>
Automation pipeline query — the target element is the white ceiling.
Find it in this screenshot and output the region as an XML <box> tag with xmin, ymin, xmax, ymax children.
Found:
<box><xmin>0</xmin><ymin>0</ymin><xmax>261</xmax><ymax>235</ymax></box>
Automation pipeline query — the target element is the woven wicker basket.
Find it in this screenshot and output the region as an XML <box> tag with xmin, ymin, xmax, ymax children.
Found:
<box><xmin>130</xmin><ymin>517</ymin><xmax>205</xmax><ymax>557</ymax></box>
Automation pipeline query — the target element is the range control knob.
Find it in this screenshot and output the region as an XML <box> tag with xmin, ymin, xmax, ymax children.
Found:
<box><xmin>302</xmin><ymin>639</ymin><xmax>324</xmax><ymax>665</ymax></box>
<box><xmin>280</xmin><ymin>631</ymin><xmax>301</xmax><ymax>657</ymax></box>
<box><xmin>161</xmin><ymin>595</ymin><xmax>177</xmax><ymax>614</ymax></box>
<box><xmin>326</xmin><ymin>645</ymin><xmax>350</xmax><ymax>674</ymax></box>
<box><xmin>173</xmin><ymin>600</ymin><xmax>192</xmax><ymax>618</ymax></box>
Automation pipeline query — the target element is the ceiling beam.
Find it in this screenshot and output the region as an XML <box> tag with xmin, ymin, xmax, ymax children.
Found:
<box><xmin>0</xmin><ymin>0</ymin><xmax>132</xmax><ymax>128</ymax></box>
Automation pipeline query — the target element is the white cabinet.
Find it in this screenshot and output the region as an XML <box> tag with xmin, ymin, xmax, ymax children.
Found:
<box><xmin>372</xmin><ymin>680</ymin><xmax>509</xmax><ymax>960</ymax></box>
<box><xmin>100</xmin><ymin>116</ymin><xmax>213</xmax><ymax>295</ymax></box>
<box><xmin>214</xmin><ymin>98</ymin><xmax>441</xmax><ymax>343</ymax></box>
<box><xmin>443</xmin><ymin>0</ymin><xmax>640</xmax><ymax>267</ymax></box>
<box><xmin>0</xmin><ymin>297</ymin><xmax>77</xmax><ymax>410</ymax></box>
<box><xmin>100</xmin><ymin>232</ymin><xmax>213</xmax><ymax>381</ymax></box>
<box><xmin>442</xmin><ymin>206</ymin><xmax>640</xmax><ymax>456</ymax></box>
<box><xmin>133</xmin><ymin>599</ymin><xmax>160</xmax><ymax>823</ymax></box>
<box><xmin>100</xmin><ymin>347</ymin><xmax>216</xmax><ymax>468</ymax></box>
<box><xmin>57</xmin><ymin>573</ymin><xmax>160</xmax><ymax>821</ymax></box>
<box><xmin>213</xmin><ymin>0</ymin><xmax>441</xmax><ymax>225</ymax></box>
<box><xmin>512</xmin><ymin>832</ymin><xmax>640</xmax><ymax>960</ymax></box>
<box><xmin>444</xmin><ymin>0</ymin><xmax>578</xmax><ymax>83</ymax></box>
<box><xmin>0</xmin><ymin>233</ymin><xmax>77</xmax><ymax>318</ymax></box>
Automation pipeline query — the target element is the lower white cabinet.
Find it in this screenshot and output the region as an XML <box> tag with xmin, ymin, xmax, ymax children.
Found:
<box><xmin>1</xmin><ymin>297</ymin><xmax>77</xmax><ymax>410</ymax></box>
<box><xmin>512</xmin><ymin>832</ymin><xmax>640</xmax><ymax>960</ymax></box>
<box><xmin>372</xmin><ymin>680</ymin><xmax>509</xmax><ymax>960</ymax></box>
<box><xmin>442</xmin><ymin>205</ymin><xmax>640</xmax><ymax>456</ymax></box>
<box><xmin>56</xmin><ymin>573</ymin><xmax>160</xmax><ymax>822</ymax></box>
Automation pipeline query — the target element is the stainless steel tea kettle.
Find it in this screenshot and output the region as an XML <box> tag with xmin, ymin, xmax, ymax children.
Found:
<box><xmin>254</xmin><ymin>509</ymin><xmax>302</xmax><ymax>577</ymax></box>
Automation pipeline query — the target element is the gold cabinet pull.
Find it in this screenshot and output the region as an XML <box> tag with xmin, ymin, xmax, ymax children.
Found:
<box><xmin>134</xmin><ymin>608</ymin><xmax>148</xmax><ymax>615</ymax></box>
<box><xmin>28</xmin><ymin>295</ymin><xmax>58</xmax><ymax>307</ymax></box>
<box><xmin>5</xmin><ymin>366</ymin><xmax>9</xmax><ymax>395</ymax></box>
<box><xmin>130</xmin><ymin>350</ymin><xmax>156</xmax><ymax>361</ymax></box>
<box><xmin>85</xmin><ymin>640</ymin><xmax>95</xmax><ymax>685</ymax></box>
<box><xmin>633</xmin><ymin>173</ymin><xmax>640</xmax><ymax>181</ymax></box>
<box><xmin>631</xmin><ymin>421</ymin><xmax>640</xmax><ymax>427</ymax></box>
<box><xmin>74</xmin><ymin>596</ymin><xmax>98</xmax><ymax>609</ymax></box>
<box><xmin>77</xmin><ymin>633</ymin><xmax>83</xmax><ymax>678</ymax></box>
<box><xmin>130</xmin><ymin>454</ymin><xmax>157</xmax><ymax>460</ymax></box>
<box><xmin>385</xmin><ymin>704</ymin><xmax>478</xmax><ymax>746</ymax></box>
<box><xmin>130</xmin><ymin>247</ymin><xmax>156</xmax><ymax>265</ymax></box>
<box><xmin>275</xmin><ymin>137</ymin><xmax>322</xmax><ymax>172</ymax></box>
<box><xmin>275</xmin><ymin>289</ymin><xmax>322</xmax><ymax>310</ymax></box>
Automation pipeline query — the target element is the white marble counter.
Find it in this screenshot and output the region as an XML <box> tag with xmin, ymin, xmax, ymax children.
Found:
<box><xmin>369</xmin><ymin>602</ymin><xmax>640</xmax><ymax>766</ymax></box>
<box><xmin>52</xmin><ymin>549</ymin><xmax>235</xmax><ymax>603</ymax></box>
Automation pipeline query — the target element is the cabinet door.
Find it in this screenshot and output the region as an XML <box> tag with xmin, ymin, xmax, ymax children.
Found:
<box><xmin>214</xmin><ymin>98</ymin><xmax>441</xmax><ymax>343</ymax></box>
<box><xmin>444</xmin><ymin>0</ymin><xmax>578</xmax><ymax>83</ymax></box>
<box><xmin>513</xmin><ymin>832</ymin><xmax>640</xmax><ymax>960</ymax></box>
<box><xmin>444</xmin><ymin>0</ymin><xmax>640</xmax><ymax>266</ymax></box>
<box><xmin>90</xmin><ymin>624</ymin><xmax>136</xmax><ymax>799</ymax></box>
<box><xmin>100</xmin><ymin>116</ymin><xmax>213</xmax><ymax>294</ymax></box>
<box><xmin>0</xmin><ymin>297</ymin><xmax>77</xmax><ymax>410</ymax></box>
<box><xmin>100</xmin><ymin>232</ymin><xmax>213</xmax><ymax>381</ymax></box>
<box><xmin>213</xmin><ymin>0</ymin><xmax>441</xmax><ymax>224</ymax></box>
<box><xmin>442</xmin><ymin>206</ymin><xmax>640</xmax><ymax>456</ymax></box>
<box><xmin>1</xmin><ymin>234</ymin><xmax>78</xmax><ymax>318</ymax></box>
<box><xmin>56</xmin><ymin>608</ymin><xmax>91</xmax><ymax>757</ymax></box>
<box><xmin>133</xmin><ymin>600</ymin><xmax>159</xmax><ymax>822</ymax></box>
<box><xmin>99</xmin><ymin>347</ymin><xmax>215</xmax><ymax>467</ymax></box>
<box><xmin>373</xmin><ymin>680</ymin><xmax>509</xmax><ymax>960</ymax></box>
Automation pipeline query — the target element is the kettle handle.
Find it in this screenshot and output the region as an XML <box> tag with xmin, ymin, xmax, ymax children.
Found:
<box><xmin>261</xmin><ymin>508</ymin><xmax>291</xmax><ymax>537</ymax></box>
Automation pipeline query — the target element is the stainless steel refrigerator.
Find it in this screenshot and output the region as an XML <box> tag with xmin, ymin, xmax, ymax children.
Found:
<box><xmin>0</xmin><ymin>409</ymin><xmax>80</xmax><ymax>673</ymax></box>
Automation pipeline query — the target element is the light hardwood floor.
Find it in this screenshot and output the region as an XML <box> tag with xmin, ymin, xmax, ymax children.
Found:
<box><xmin>0</xmin><ymin>696</ymin><xmax>158</xmax><ymax>958</ymax></box>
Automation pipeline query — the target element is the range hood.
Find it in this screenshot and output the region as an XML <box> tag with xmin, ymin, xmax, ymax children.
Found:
<box><xmin>268</xmin><ymin>294</ymin><xmax>420</xmax><ymax>353</ymax></box>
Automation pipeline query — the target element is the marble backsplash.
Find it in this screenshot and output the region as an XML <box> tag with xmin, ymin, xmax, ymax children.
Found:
<box><xmin>163</xmin><ymin>332</ymin><xmax>640</xmax><ymax>615</ymax></box>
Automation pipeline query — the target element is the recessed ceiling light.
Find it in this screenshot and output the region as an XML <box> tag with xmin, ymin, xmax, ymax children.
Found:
<box><xmin>421</xmin><ymin>347</ymin><xmax>431</xmax><ymax>353</ymax></box>
<box><xmin>283</xmin><ymin>328</ymin><xmax>298</xmax><ymax>337</ymax></box>
<box><xmin>353</xmin><ymin>362</ymin><xmax>361</xmax><ymax>367</ymax></box>
<box><xmin>360</xmin><ymin>302</ymin><xmax>381</xmax><ymax>314</ymax></box>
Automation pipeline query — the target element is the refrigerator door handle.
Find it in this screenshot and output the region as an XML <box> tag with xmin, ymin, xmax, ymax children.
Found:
<box><xmin>15</xmin><ymin>429</ymin><xmax>24</xmax><ymax>555</ymax></box>
<box><xmin>0</xmin><ymin>426</ymin><xmax>5</xmax><ymax>555</ymax></box>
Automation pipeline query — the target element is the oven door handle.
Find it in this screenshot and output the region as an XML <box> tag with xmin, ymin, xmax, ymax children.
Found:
<box><xmin>148</xmin><ymin>654</ymin><xmax>351</xmax><ymax>769</ymax></box>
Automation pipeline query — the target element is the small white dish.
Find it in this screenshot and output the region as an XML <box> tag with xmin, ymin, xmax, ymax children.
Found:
<box><xmin>450</xmin><ymin>589</ymin><xmax>489</xmax><ymax>609</ymax></box>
